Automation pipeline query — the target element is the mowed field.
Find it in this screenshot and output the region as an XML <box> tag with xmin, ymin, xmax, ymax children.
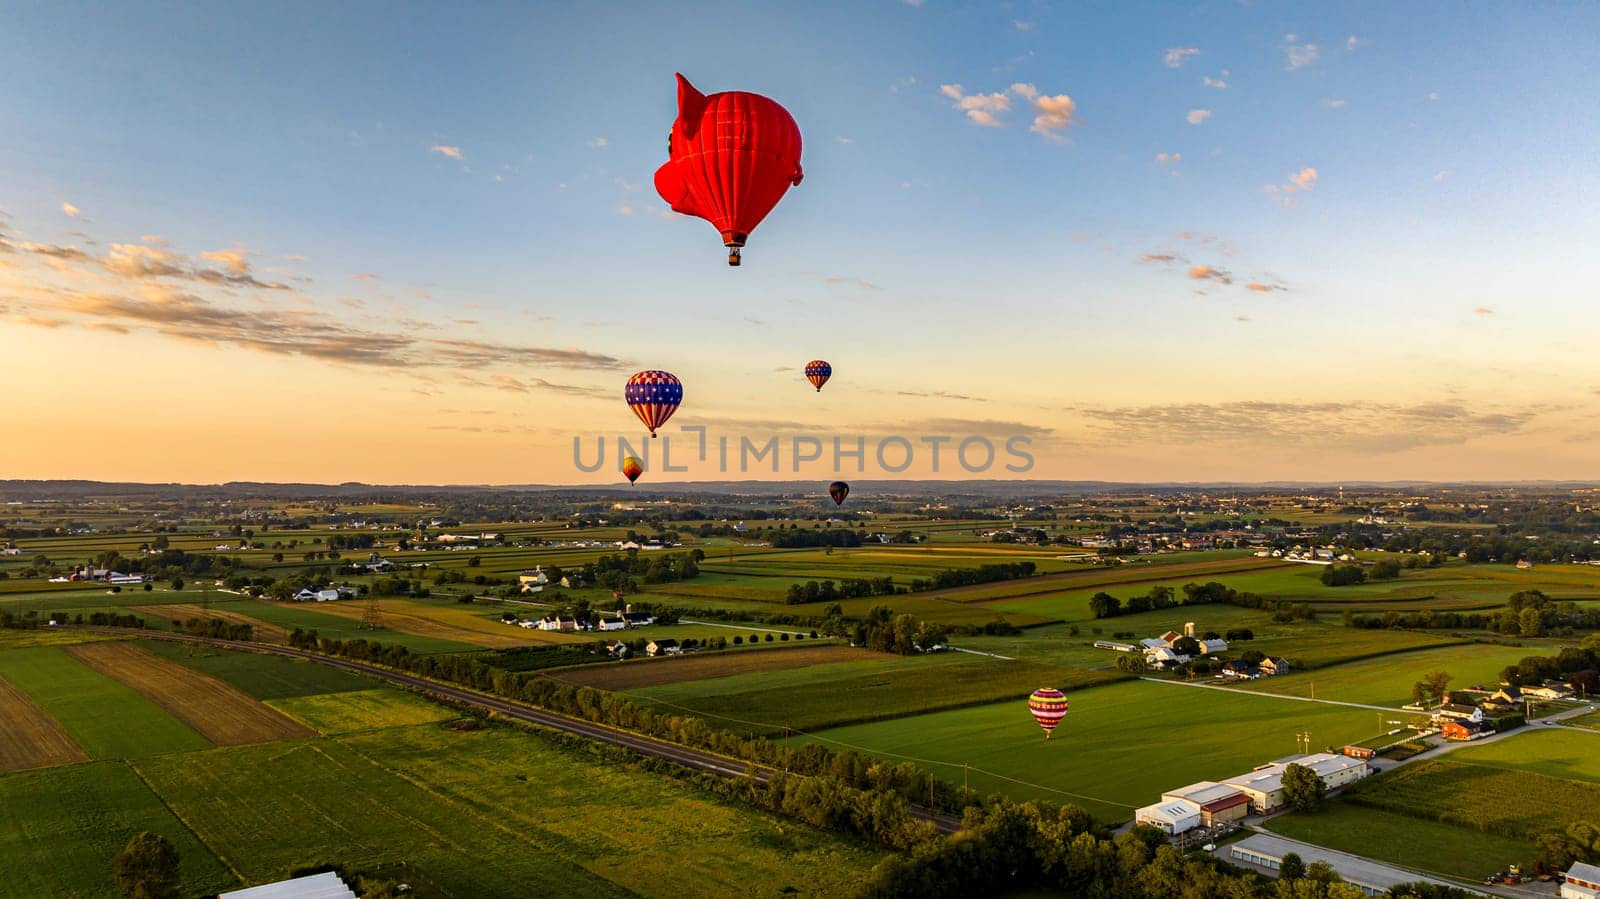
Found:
<box><xmin>0</xmin><ymin>675</ymin><xmax>88</xmax><ymax>773</ymax></box>
<box><xmin>802</xmin><ymin>678</ymin><xmax>1414</xmax><ymax>821</ymax></box>
<box><xmin>548</xmin><ymin>644</ymin><xmax>876</xmax><ymax>691</ymax></box>
<box><xmin>137</xmin><ymin>602</ymin><xmax>265</xmax><ymax>631</ymax></box>
<box><xmin>1236</xmin><ymin>641</ymin><xmax>1560</xmax><ymax>706</ymax></box>
<box><xmin>261</xmin><ymin>597</ymin><xmax>577</xmax><ymax>648</ymax></box>
<box><xmin>1264</xmin><ymin>803</ymin><xmax>1533</xmax><ymax>881</ymax></box>
<box><xmin>64</xmin><ymin>642</ymin><xmax>314</xmax><ymax>746</ymax></box>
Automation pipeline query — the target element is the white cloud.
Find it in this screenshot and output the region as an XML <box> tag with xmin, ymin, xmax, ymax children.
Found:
<box><xmin>618</xmin><ymin>205</ymin><xmax>634</xmax><ymax>217</ymax></box>
<box><xmin>941</xmin><ymin>83</ymin><xmax>1075</xmax><ymax>138</ymax></box>
<box><xmin>1473</xmin><ymin>305</ymin><xmax>1494</xmax><ymax>315</ymax></box>
<box><xmin>430</xmin><ymin>145</ymin><xmax>464</xmax><ymax>160</ymax></box>
<box><xmin>1014</xmin><ymin>20</ymin><xmax>1034</xmax><ymax>31</ymax></box>
<box><xmin>1156</xmin><ymin>153</ymin><xmax>1182</xmax><ymax>164</ymax></box>
<box><xmin>901</xmin><ymin>0</ymin><xmax>924</xmax><ymax>6</ymax></box>
<box><xmin>1187</xmin><ymin>264</ymin><xmax>1232</xmax><ymax>284</ymax></box>
<box><xmin>587</xmin><ymin>136</ymin><xmax>608</xmax><ymax>148</ymax></box>
<box><xmin>1289</xmin><ymin>167</ymin><xmax>1318</xmax><ymax>190</ymax></box>
<box><xmin>1427</xmin><ymin>91</ymin><xmax>1440</xmax><ymax>101</ymax></box>
<box><xmin>1433</xmin><ymin>170</ymin><xmax>1449</xmax><ymax>182</ymax></box>
<box><xmin>1323</xmin><ymin>98</ymin><xmax>1347</xmax><ymax>109</ymax></box>
<box><xmin>1025</xmin><ymin>90</ymin><xmax>1077</xmax><ymax>138</ymax></box>
<box><xmin>940</xmin><ymin>83</ymin><xmax>1011</xmax><ymax>127</ymax></box>
<box><xmin>1186</xmin><ymin>109</ymin><xmax>1211</xmax><ymax>125</ymax></box>
<box><xmin>60</xmin><ymin>203</ymin><xmax>79</xmax><ymax>218</ymax></box>
<box><xmin>1266</xmin><ymin>167</ymin><xmax>1319</xmax><ymax>203</ymax></box>
<box><xmin>1286</xmin><ymin>41</ymin><xmax>1320</xmax><ymax>70</ymax></box>
<box><xmin>1164</xmin><ymin>47</ymin><xmax>1200</xmax><ymax>69</ymax></box>
<box><xmin>1346</xmin><ymin>35</ymin><xmax>1360</xmax><ymax>51</ymax></box>
<box><xmin>1203</xmin><ymin>74</ymin><xmax>1229</xmax><ymax>89</ymax></box>
<box><xmin>835</xmin><ymin>136</ymin><xmax>855</xmax><ymax>144</ymax></box>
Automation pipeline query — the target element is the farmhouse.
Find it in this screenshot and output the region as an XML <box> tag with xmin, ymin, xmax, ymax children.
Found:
<box><xmin>1160</xmin><ymin>781</ymin><xmax>1251</xmax><ymax>826</ymax></box>
<box><xmin>646</xmin><ymin>639</ymin><xmax>681</xmax><ymax>657</ymax></box>
<box><xmin>1144</xmin><ymin>647</ymin><xmax>1190</xmax><ymax>668</ymax></box>
<box><xmin>623</xmin><ymin>610</ymin><xmax>655</xmax><ymax>627</ymax></box>
<box><xmin>1441</xmin><ymin>719</ymin><xmax>1491</xmax><ymax>741</ymax></box>
<box><xmin>1134</xmin><ymin>799</ymin><xmax>1201</xmax><ymax>834</ymax></box>
<box><xmin>1221</xmin><ymin>753</ymin><xmax>1370</xmax><ymax>814</ymax></box>
<box><xmin>518</xmin><ymin>567</ymin><xmax>550</xmax><ymax>592</ymax></box>
<box><xmin>1432</xmin><ymin>703</ymin><xmax>1485</xmax><ymax>725</ymax></box>
<box><xmin>596</xmin><ymin>615</ymin><xmax>626</xmax><ymax>632</ymax></box>
<box><xmin>1258</xmin><ymin>657</ymin><xmax>1291</xmax><ymax>676</ymax></box>
<box><xmin>1524</xmin><ymin>682</ymin><xmax>1574</xmax><ymax>701</ymax></box>
<box><xmin>1564</xmin><ymin>861</ymin><xmax>1600</xmax><ymax>899</ymax></box>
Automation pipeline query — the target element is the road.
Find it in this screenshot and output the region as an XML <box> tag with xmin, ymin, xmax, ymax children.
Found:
<box><xmin>1223</xmin><ymin>828</ymin><xmax>1552</xmax><ymax>899</ymax></box>
<box><xmin>89</xmin><ymin>628</ymin><xmax>963</xmax><ymax>834</ymax></box>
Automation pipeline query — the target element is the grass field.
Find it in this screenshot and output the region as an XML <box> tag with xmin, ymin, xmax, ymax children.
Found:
<box><xmin>294</xmin><ymin>597</ymin><xmax>593</xmax><ymax>648</ymax></box>
<box><xmin>803</xmin><ymin>678</ymin><xmax>1408</xmax><ymax>821</ymax></box>
<box><xmin>644</xmin><ymin>658</ymin><xmax>1126</xmax><ymax>738</ymax></box>
<box><xmin>1236</xmin><ymin>641</ymin><xmax>1561</xmax><ymax>706</ymax></box>
<box><xmin>548</xmin><ymin>644</ymin><xmax>875</xmax><ymax>691</ymax></box>
<box><xmin>1443</xmin><ymin>728</ymin><xmax>1600</xmax><ymax>783</ymax></box>
<box><xmin>0</xmin><ymin>675</ymin><xmax>88</xmax><ymax>773</ymax></box>
<box><xmin>266</xmin><ymin>688</ymin><xmax>457</xmax><ymax>734</ymax></box>
<box><xmin>0</xmin><ymin>646</ymin><xmax>210</xmax><ymax>759</ymax></box>
<box><xmin>65</xmin><ymin>642</ymin><xmax>315</xmax><ymax>746</ymax></box>
<box><xmin>0</xmin><ymin>760</ymin><xmax>238</xmax><ymax>898</ymax></box>
<box><xmin>220</xmin><ymin>599</ymin><xmax>479</xmax><ymax>654</ymax></box>
<box><xmin>1264</xmin><ymin>803</ymin><xmax>1533</xmax><ymax>881</ymax></box>
<box><xmin>1342</xmin><ymin>757</ymin><xmax>1600</xmax><ymax>841</ymax></box>
<box><xmin>1567</xmin><ymin>709</ymin><xmax>1600</xmax><ymax>731</ymax></box>
<box><xmin>137</xmin><ymin>639</ymin><xmax>377</xmax><ymax>700</ymax></box>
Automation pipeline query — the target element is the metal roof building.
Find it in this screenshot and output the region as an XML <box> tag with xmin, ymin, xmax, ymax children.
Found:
<box><xmin>219</xmin><ymin>872</ymin><xmax>359</xmax><ymax>899</ymax></box>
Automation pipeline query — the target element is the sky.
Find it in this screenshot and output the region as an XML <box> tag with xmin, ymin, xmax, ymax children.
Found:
<box><xmin>2</xmin><ymin>1</ymin><xmax>1598</xmax><ymax>485</ymax></box>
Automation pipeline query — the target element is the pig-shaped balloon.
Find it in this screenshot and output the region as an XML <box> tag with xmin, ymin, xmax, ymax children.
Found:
<box><xmin>654</xmin><ymin>73</ymin><xmax>803</xmax><ymax>266</ymax></box>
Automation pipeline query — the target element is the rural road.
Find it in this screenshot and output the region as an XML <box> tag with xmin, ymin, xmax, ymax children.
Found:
<box><xmin>82</xmin><ymin>628</ymin><xmax>964</xmax><ymax>834</ymax></box>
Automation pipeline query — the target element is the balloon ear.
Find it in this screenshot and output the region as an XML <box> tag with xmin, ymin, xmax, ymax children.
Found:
<box><xmin>676</xmin><ymin>73</ymin><xmax>707</xmax><ymax>137</ymax></box>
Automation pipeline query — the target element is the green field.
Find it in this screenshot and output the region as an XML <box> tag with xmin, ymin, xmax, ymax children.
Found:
<box><xmin>138</xmin><ymin>639</ymin><xmax>378</xmax><ymax>700</ymax></box>
<box><xmin>1567</xmin><ymin>709</ymin><xmax>1600</xmax><ymax>731</ymax></box>
<box><xmin>0</xmin><ymin>645</ymin><xmax>210</xmax><ymax>758</ymax></box>
<box><xmin>1236</xmin><ymin>641</ymin><xmax>1542</xmax><ymax>706</ymax></box>
<box><xmin>640</xmin><ymin>656</ymin><xmax>1124</xmax><ymax>737</ymax></box>
<box><xmin>1443</xmin><ymin>728</ymin><xmax>1600</xmax><ymax>783</ymax></box>
<box><xmin>802</xmin><ymin>678</ymin><xmax>1401</xmax><ymax>821</ymax></box>
<box><xmin>1264</xmin><ymin>802</ymin><xmax>1533</xmax><ymax>881</ymax></box>
<box><xmin>267</xmin><ymin>688</ymin><xmax>458</xmax><ymax>733</ymax></box>
<box><xmin>1341</xmin><ymin>757</ymin><xmax>1600</xmax><ymax>841</ymax></box>
<box><xmin>217</xmin><ymin>599</ymin><xmax>480</xmax><ymax>654</ymax></box>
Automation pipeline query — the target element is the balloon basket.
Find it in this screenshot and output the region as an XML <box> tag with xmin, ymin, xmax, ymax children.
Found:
<box><xmin>727</xmin><ymin>247</ymin><xmax>741</xmax><ymax>266</ymax></box>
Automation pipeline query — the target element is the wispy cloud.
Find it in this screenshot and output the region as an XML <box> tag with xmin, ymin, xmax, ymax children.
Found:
<box><xmin>1245</xmin><ymin>281</ymin><xmax>1286</xmax><ymax>293</ymax></box>
<box><xmin>1072</xmin><ymin>400</ymin><xmax>1536</xmax><ymax>453</ymax></box>
<box><xmin>1346</xmin><ymin>35</ymin><xmax>1360</xmax><ymax>51</ymax></box>
<box><xmin>1433</xmin><ymin>170</ymin><xmax>1449</xmax><ymax>182</ymax></box>
<box><xmin>940</xmin><ymin>83</ymin><xmax>1076</xmax><ymax>137</ymax></box>
<box><xmin>430</xmin><ymin>145</ymin><xmax>464</xmax><ymax>160</ymax></box>
<box><xmin>1202</xmin><ymin>72</ymin><xmax>1229</xmax><ymax>89</ymax></box>
<box><xmin>896</xmin><ymin>389</ymin><xmax>988</xmax><ymax>403</ymax></box>
<box><xmin>1187</xmin><ymin>264</ymin><xmax>1232</xmax><ymax>285</ymax></box>
<box><xmin>940</xmin><ymin>84</ymin><xmax>1011</xmax><ymax>127</ymax></box>
<box><xmin>587</xmin><ymin>136</ymin><xmax>608</xmax><ymax>149</ymax></box>
<box><xmin>1014</xmin><ymin>20</ymin><xmax>1034</xmax><ymax>31</ymax></box>
<box><xmin>140</xmin><ymin>234</ymin><xmax>168</xmax><ymax>246</ymax></box>
<box><xmin>1186</xmin><ymin>109</ymin><xmax>1211</xmax><ymax>125</ymax></box>
<box><xmin>1323</xmin><ymin>98</ymin><xmax>1347</xmax><ymax>109</ymax></box>
<box><xmin>1266</xmin><ymin>167</ymin><xmax>1319</xmax><ymax>203</ymax></box>
<box><xmin>61</xmin><ymin>203</ymin><xmax>79</xmax><ymax>218</ymax></box>
<box><xmin>1156</xmin><ymin>152</ymin><xmax>1182</xmax><ymax>165</ymax></box>
<box><xmin>1139</xmin><ymin>251</ymin><xmax>1184</xmax><ymax>265</ymax></box>
<box><xmin>1472</xmin><ymin>305</ymin><xmax>1495</xmax><ymax>315</ymax></box>
<box><xmin>835</xmin><ymin>136</ymin><xmax>855</xmax><ymax>144</ymax></box>
<box><xmin>1285</xmin><ymin>38</ymin><xmax>1320</xmax><ymax>70</ymax></box>
<box><xmin>489</xmin><ymin>373</ymin><xmax>608</xmax><ymax>396</ymax></box>
<box><xmin>823</xmin><ymin>275</ymin><xmax>882</xmax><ymax>290</ymax></box>
<box><xmin>1163</xmin><ymin>47</ymin><xmax>1199</xmax><ymax>69</ymax></box>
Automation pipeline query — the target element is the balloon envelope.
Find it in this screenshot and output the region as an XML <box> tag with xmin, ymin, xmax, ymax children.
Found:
<box><xmin>828</xmin><ymin>481</ymin><xmax>849</xmax><ymax>506</ymax></box>
<box><xmin>1027</xmin><ymin>688</ymin><xmax>1070</xmax><ymax>738</ymax></box>
<box><xmin>804</xmin><ymin>360</ymin><xmax>832</xmax><ymax>392</ymax></box>
<box><xmin>655</xmin><ymin>73</ymin><xmax>803</xmax><ymax>262</ymax></box>
<box><xmin>625</xmin><ymin>370</ymin><xmax>682</xmax><ymax>437</ymax></box>
<box><xmin>622</xmin><ymin>456</ymin><xmax>644</xmax><ymax>484</ymax></box>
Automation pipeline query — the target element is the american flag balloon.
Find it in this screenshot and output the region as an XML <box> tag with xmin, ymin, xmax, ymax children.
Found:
<box><xmin>625</xmin><ymin>370</ymin><xmax>682</xmax><ymax>438</ymax></box>
<box><xmin>804</xmin><ymin>360</ymin><xmax>832</xmax><ymax>392</ymax></box>
<box><xmin>1027</xmin><ymin>688</ymin><xmax>1070</xmax><ymax>739</ymax></box>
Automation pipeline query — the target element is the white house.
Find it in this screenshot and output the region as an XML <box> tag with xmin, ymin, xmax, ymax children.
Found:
<box><xmin>596</xmin><ymin>616</ymin><xmax>626</xmax><ymax>632</ymax></box>
<box><xmin>1564</xmin><ymin>861</ymin><xmax>1600</xmax><ymax>899</ymax></box>
<box><xmin>646</xmin><ymin>639</ymin><xmax>681</xmax><ymax>657</ymax></box>
<box><xmin>1134</xmin><ymin>800</ymin><xmax>1201</xmax><ymax>834</ymax></box>
<box><xmin>518</xmin><ymin>567</ymin><xmax>549</xmax><ymax>593</ymax></box>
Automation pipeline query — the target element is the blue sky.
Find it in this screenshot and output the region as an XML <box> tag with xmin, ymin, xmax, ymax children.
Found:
<box><xmin>2</xmin><ymin>1</ymin><xmax>1598</xmax><ymax>483</ymax></box>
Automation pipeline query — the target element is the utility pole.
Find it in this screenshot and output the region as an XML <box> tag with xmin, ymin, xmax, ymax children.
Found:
<box><xmin>963</xmin><ymin>762</ymin><xmax>969</xmax><ymax>805</ymax></box>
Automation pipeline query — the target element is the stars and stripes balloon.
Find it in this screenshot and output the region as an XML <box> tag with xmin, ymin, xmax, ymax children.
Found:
<box><xmin>828</xmin><ymin>481</ymin><xmax>849</xmax><ymax>506</ymax></box>
<box><xmin>1027</xmin><ymin>688</ymin><xmax>1070</xmax><ymax>739</ymax></box>
<box><xmin>804</xmin><ymin>360</ymin><xmax>832</xmax><ymax>392</ymax></box>
<box><xmin>625</xmin><ymin>370</ymin><xmax>682</xmax><ymax>438</ymax></box>
<box><xmin>654</xmin><ymin>73</ymin><xmax>804</xmax><ymax>266</ymax></box>
<box><xmin>622</xmin><ymin>456</ymin><xmax>644</xmax><ymax>484</ymax></box>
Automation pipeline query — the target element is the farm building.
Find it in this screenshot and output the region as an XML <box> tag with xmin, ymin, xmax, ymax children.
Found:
<box><xmin>1134</xmin><ymin>800</ymin><xmax>1201</xmax><ymax>834</ymax></box>
<box><xmin>518</xmin><ymin>567</ymin><xmax>549</xmax><ymax>592</ymax></box>
<box><xmin>1564</xmin><ymin>862</ymin><xmax>1600</xmax><ymax>899</ymax></box>
<box><xmin>1222</xmin><ymin>753</ymin><xmax>1370</xmax><ymax>814</ymax></box>
<box><xmin>1160</xmin><ymin>781</ymin><xmax>1251</xmax><ymax>826</ymax></box>
<box><xmin>1198</xmin><ymin>638</ymin><xmax>1228</xmax><ymax>654</ymax></box>
<box><xmin>1340</xmin><ymin>746</ymin><xmax>1376</xmax><ymax>760</ymax></box>
<box><xmin>1258</xmin><ymin>657</ymin><xmax>1290</xmax><ymax>676</ymax></box>
<box><xmin>596</xmin><ymin>615</ymin><xmax>625</xmax><ymax>631</ymax></box>
<box><xmin>1228</xmin><ymin>834</ymin><xmax>1465</xmax><ymax>897</ymax></box>
<box><xmin>219</xmin><ymin>871</ymin><xmax>357</xmax><ymax>899</ymax></box>
<box><xmin>1094</xmin><ymin>640</ymin><xmax>1136</xmax><ymax>652</ymax></box>
<box><xmin>1432</xmin><ymin>703</ymin><xmax>1485</xmax><ymax>725</ymax></box>
<box><xmin>1144</xmin><ymin>647</ymin><xmax>1190</xmax><ymax>668</ymax></box>
<box><xmin>623</xmin><ymin>610</ymin><xmax>655</xmax><ymax>627</ymax></box>
<box><xmin>1441</xmin><ymin>719</ymin><xmax>1491</xmax><ymax>741</ymax></box>
<box><xmin>646</xmin><ymin>639</ymin><xmax>681</xmax><ymax>657</ymax></box>
<box><xmin>1524</xmin><ymin>682</ymin><xmax>1574</xmax><ymax>700</ymax></box>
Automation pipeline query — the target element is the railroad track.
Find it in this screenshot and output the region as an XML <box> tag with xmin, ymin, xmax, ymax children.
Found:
<box><xmin>81</xmin><ymin>627</ymin><xmax>964</xmax><ymax>834</ymax></box>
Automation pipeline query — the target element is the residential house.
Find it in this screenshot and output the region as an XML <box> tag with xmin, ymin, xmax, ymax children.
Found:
<box><xmin>1432</xmin><ymin>703</ymin><xmax>1485</xmax><ymax>724</ymax></box>
<box><xmin>646</xmin><ymin>639</ymin><xmax>681</xmax><ymax>657</ymax></box>
<box><xmin>596</xmin><ymin>615</ymin><xmax>626</xmax><ymax>632</ymax></box>
<box><xmin>1441</xmin><ymin>719</ymin><xmax>1491</xmax><ymax>741</ymax></box>
<box><xmin>1259</xmin><ymin>658</ymin><xmax>1291</xmax><ymax>677</ymax></box>
<box><xmin>1487</xmin><ymin>686</ymin><xmax>1524</xmax><ymax>708</ymax></box>
<box><xmin>1220</xmin><ymin>660</ymin><xmax>1261</xmax><ymax>680</ymax></box>
<box><xmin>1564</xmin><ymin>862</ymin><xmax>1600</xmax><ymax>899</ymax></box>
<box><xmin>1145</xmin><ymin>647</ymin><xmax>1190</xmax><ymax>668</ymax></box>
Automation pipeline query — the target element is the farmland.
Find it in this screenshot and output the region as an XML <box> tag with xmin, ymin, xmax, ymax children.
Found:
<box><xmin>64</xmin><ymin>642</ymin><xmax>315</xmax><ymax>746</ymax></box>
<box><xmin>1263</xmin><ymin>803</ymin><xmax>1534</xmax><ymax>881</ymax></box>
<box><xmin>0</xmin><ymin>676</ymin><xmax>88</xmax><ymax>773</ymax></box>
<box><xmin>549</xmin><ymin>643</ymin><xmax>875</xmax><ymax>691</ymax></box>
<box><xmin>1340</xmin><ymin>758</ymin><xmax>1600</xmax><ymax>841</ymax></box>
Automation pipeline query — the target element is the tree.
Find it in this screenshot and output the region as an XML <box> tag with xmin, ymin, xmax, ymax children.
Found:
<box><xmin>1320</xmin><ymin>565</ymin><xmax>1366</xmax><ymax>587</ymax></box>
<box><xmin>1520</xmin><ymin>607</ymin><xmax>1543</xmax><ymax>637</ymax></box>
<box><xmin>1371</xmin><ymin>559</ymin><xmax>1402</xmax><ymax>580</ymax></box>
<box><xmin>1088</xmin><ymin>592</ymin><xmax>1120</xmax><ymax>619</ymax></box>
<box><xmin>1422</xmin><ymin>670</ymin><xmax>1452</xmax><ymax>702</ymax></box>
<box><xmin>112</xmin><ymin>832</ymin><xmax>180</xmax><ymax>899</ymax></box>
<box><xmin>1304</xmin><ymin>861</ymin><xmax>1341</xmax><ymax>883</ymax></box>
<box><xmin>1279</xmin><ymin>851</ymin><xmax>1306</xmax><ymax>880</ymax></box>
<box><xmin>1281</xmin><ymin>763</ymin><xmax>1325</xmax><ymax>812</ymax></box>
<box><xmin>1171</xmin><ymin>635</ymin><xmax>1200</xmax><ymax>656</ymax></box>
<box><xmin>1411</xmin><ymin>681</ymin><xmax>1430</xmax><ymax>706</ymax></box>
<box><xmin>169</xmin><ymin>577</ymin><xmax>183</xmax><ymax>591</ymax></box>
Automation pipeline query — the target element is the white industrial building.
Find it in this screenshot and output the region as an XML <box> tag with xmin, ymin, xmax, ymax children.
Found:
<box><xmin>1566</xmin><ymin>862</ymin><xmax>1600</xmax><ymax>899</ymax></box>
<box><xmin>1134</xmin><ymin>799</ymin><xmax>1202</xmax><ymax>834</ymax></box>
<box><xmin>1221</xmin><ymin>753</ymin><xmax>1370</xmax><ymax>814</ymax></box>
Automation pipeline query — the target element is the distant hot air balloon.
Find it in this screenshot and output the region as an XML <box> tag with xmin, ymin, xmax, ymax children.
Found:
<box><xmin>655</xmin><ymin>73</ymin><xmax>804</xmax><ymax>266</ymax></box>
<box><xmin>1027</xmin><ymin>688</ymin><xmax>1070</xmax><ymax>739</ymax></box>
<box><xmin>622</xmin><ymin>456</ymin><xmax>644</xmax><ymax>484</ymax></box>
<box><xmin>625</xmin><ymin>370</ymin><xmax>682</xmax><ymax>438</ymax></box>
<box><xmin>804</xmin><ymin>360</ymin><xmax>832</xmax><ymax>392</ymax></box>
<box><xmin>828</xmin><ymin>481</ymin><xmax>849</xmax><ymax>506</ymax></box>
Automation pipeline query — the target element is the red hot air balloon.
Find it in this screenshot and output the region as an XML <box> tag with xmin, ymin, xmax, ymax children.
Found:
<box><xmin>655</xmin><ymin>73</ymin><xmax>804</xmax><ymax>266</ymax></box>
<box><xmin>804</xmin><ymin>360</ymin><xmax>832</xmax><ymax>392</ymax></box>
<box><xmin>622</xmin><ymin>456</ymin><xmax>644</xmax><ymax>484</ymax></box>
<box><xmin>625</xmin><ymin>370</ymin><xmax>682</xmax><ymax>438</ymax></box>
<box><xmin>1027</xmin><ymin>688</ymin><xmax>1070</xmax><ymax>739</ymax></box>
<box><xmin>828</xmin><ymin>481</ymin><xmax>849</xmax><ymax>506</ymax></box>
